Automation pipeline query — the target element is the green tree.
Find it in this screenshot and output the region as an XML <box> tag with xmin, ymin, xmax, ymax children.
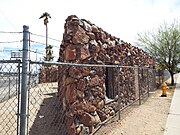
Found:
<box><xmin>137</xmin><ymin>21</ymin><xmax>180</xmax><ymax>86</ymax></box>
<box><xmin>39</xmin><ymin>12</ymin><xmax>51</xmax><ymax>60</ymax></box>
<box><xmin>43</xmin><ymin>45</ymin><xmax>54</xmax><ymax>61</ymax></box>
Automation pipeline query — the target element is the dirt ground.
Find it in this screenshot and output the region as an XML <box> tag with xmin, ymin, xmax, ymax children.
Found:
<box><xmin>94</xmin><ymin>87</ymin><xmax>174</xmax><ymax>135</ymax></box>
<box><xmin>0</xmin><ymin>74</ymin><xmax>177</xmax><ymax>135</ymax></box>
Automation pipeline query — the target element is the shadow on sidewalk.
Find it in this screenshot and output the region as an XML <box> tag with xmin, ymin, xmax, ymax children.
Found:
<box><xmin>29</xmin><ymin>93</ymin><xmax>67</xmax><ymax>135</ymax></box>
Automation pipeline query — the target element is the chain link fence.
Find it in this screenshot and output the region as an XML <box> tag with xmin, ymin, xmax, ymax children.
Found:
<box><xmin>0</xmin><ymin>59</ymin><xmax>157</xmax><ymax>135</ymax></box>
<box><xmin>0</xmin><ymin>60</ymin><xmax>21</xmax><ymax>135</ymax></box>
<box><xmin>24</xmin><ymin>61</ymin><xmax>155</xmax><ymax>135</ymax></box>
<box><xmin>0</xmin><ymin>26</ymin><xmax>159</xmax><ymax>135</ymax></box>
<box><xmin>27</xmin><ymin>62</ymin><xmax>66</xmax><ymax>135</ymax></box>
<box><xmin>155</xmin><ymin>69</ymin><xmax>171</xmax><ymax>87</ymax></box>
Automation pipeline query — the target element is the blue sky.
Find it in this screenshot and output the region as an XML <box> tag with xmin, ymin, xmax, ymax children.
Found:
<box><xmin>0</xmin><ymin>0</ymin><xmax>180</xmax><ymax>60</ymax></box>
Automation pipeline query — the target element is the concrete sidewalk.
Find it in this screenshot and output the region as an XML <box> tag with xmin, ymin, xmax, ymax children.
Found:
<box><xmin>164</xmin><ymin>73</ymin><xmax>180</xmax><ymax>135</ymax></box>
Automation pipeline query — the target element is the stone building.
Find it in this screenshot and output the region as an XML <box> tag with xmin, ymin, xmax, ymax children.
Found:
<box><xmin>58</xmin><ymin>15</ymin><xmax>155</xmax><ymax>135</ymax></box>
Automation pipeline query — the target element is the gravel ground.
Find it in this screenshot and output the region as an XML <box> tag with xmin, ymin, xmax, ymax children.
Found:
<box><xmin>94</xmin><ymin>87</ymin><xmax>174</xmax><ymax>135</ymax></box>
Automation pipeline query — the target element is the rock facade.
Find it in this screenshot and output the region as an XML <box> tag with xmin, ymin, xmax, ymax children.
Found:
<box><xmin>58</xmin><ymin>15</ymin><xmax>155</xmax><ymax>135</ymax></box>
<box><xmin>39</xmin><ymin>65</ymin><xmax>58</xmax><ymax>83</ymax></box>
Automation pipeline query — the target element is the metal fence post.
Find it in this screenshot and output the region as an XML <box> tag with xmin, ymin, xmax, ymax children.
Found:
<box><xmin>162</xmin><ymin>70</ymin><xmax>164</xmax><ymax>83</ymax></box>
<box><xmin>138</xmin><ymin>67</ymin><xmax>141</xmax><ymax>105</ymax></box>
<box><xmin>154</xmin><ymin>69</ymin><xmax>156</xmax><ymax>90</ymax></box>
<box><xmin>17</xmin><ymin>60</ymin><xmax>21</xmax><ymax>135</ymax></box>
<box><xmin>117</xmin><ymin>66</ymin><xmax>121</xmax><ymax>120</ymax></box>
<box><xmin>20</xmin><ymin>25</ymin><xmax>29</xmax><ymax>135</ymax></box>
<box><xmin>147</xmin><ymin>68</ymin><xmax>150</xmax><ymax>97</ymax></box>
<box><xmin>9</xmin><ymin>70</ymin><xmax>11</xmax><ymax>99</ymax></box>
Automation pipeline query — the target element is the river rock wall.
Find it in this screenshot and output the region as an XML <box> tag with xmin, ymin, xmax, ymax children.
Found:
<box><xmin>58</xmin><ymin>15</ymin><xmax>155</xmax><ymax>135</ymax></box>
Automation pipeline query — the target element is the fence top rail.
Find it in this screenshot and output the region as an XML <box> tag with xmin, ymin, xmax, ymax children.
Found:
<box><xmin>30</xmin><ymin>60</ymin><xmax>154</xmax><ymax>70</ymax></box>
<box><xmin>0</xmin><ymin>59</ymin><xmax>21</xmax><ymax>63</ymax></box>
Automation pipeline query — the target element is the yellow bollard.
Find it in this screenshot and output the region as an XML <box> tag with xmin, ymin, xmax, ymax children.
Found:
<box><xmin>161</xmin><ymin>82</ymin><xmax>168</xmax><ymax>97</ymax></box>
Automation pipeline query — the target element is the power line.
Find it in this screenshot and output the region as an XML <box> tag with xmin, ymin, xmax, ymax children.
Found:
<box><xmin>30</xmin><ymin>40</ymin><xmax>59</xmax><ymax>48</ymax></box>
<box><xmin>30</xmin><ymin>32</ymin><xmax>61</xmax><ymax>42</ymax></box>
<box><xmin>0</xmin><ymin>40</ymin><xmax>22</xmax><ymax>44</ymax></box>
<box><xmin>29</xmin><ymin>49</ymin><xmax>45</xmax><ymax>56</ymax></box>
<box><xmin>29</xmin><ymin>49</ymin><xmax>59</xmax><ymax>58</ymax></box>
<box><xmin>0</xmin><ymin>31</ymin><xmax>22</xmax><ymax>34</ymax></box>
<box><xmin>0</xmin><ymin>8</ymin><xmax>18</xmax><ymax>31</ymax></box>
<box><xmin>30</xmin><ymin>49</ymin><xmax>59</xmax><ymax>57</ymax></box>
<box><xmin>0</xmin><ymin>50</ymin><xmax>18</xmax><ymax>52</ymax></box>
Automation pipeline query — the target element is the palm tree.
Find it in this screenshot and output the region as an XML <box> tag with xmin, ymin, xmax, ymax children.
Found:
<box><xmin>39</xmin><ymin>12</ymin><xmax>51</xmax><ymax>60</ymax></box>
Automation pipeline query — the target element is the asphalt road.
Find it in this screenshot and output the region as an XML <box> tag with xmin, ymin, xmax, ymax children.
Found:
<box><xmin>0</xmin><ymin>74</ymin><xmax>38</xmax><ymax>102</ymax></box>
<box><xmin>0</xmin><ymin>75</ymin><xmax>19</xmax><ymax>102</ymax></box>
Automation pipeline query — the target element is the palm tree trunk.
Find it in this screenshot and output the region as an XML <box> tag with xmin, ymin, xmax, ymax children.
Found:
<box><xmin>45</xmin><ymin>24</ymin><xmax>48</xmax><ymax>81</ymax></box>
<box><xmin>46</xmin><ymin>24</ymin><xmax>48</xmax><ymax>59</ymax></box>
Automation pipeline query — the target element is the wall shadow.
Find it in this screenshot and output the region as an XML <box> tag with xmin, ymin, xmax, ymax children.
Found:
<box><xmin>29</xmin><ymin>93</ymin><xmax>67</xmax><ymax>135</ymax></box>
